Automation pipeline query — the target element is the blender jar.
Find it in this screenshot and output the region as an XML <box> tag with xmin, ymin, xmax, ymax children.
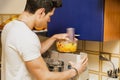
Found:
<box><xmin>56</xmin><ymin>28</ymin><xmax>77</xmax><ymax>53</ymax></box>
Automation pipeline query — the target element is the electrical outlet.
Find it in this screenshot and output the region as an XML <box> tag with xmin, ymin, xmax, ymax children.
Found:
<box><xmin>99</xmin><ymin>52</ymin><xmax>111</xmax><ymax>61</ymax></box>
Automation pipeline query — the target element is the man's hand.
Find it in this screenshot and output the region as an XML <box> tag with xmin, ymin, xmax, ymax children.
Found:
<box><xmin>69</xmin><ymin>55</ymin><xmax>88</xmax><ymax>74</ymax></box>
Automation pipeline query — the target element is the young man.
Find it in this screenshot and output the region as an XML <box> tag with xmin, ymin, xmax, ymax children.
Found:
<box><xmin>1</xmin><ymin>0</ymin><xmax>88</xmax><ymax>80</ymax></box>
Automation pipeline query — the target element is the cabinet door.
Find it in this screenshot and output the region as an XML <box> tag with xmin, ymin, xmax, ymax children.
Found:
<box><xmin>104</xmin><ymin>0</ymin><xmax>120</xmax><ymax>41</ymax></box>
<box><xmin>47</xmin><ymin>0</ymin><xmax>104</xmax><ymax>41</ymax></box>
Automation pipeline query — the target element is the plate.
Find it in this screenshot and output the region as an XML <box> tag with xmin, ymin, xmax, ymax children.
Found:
<box><xmin>33</xmin><ymin>29</ymin><xmax>47</xmax><ymax>33</ymax></box>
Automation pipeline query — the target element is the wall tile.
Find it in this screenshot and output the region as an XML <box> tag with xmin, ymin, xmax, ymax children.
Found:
<box><xmin>111</xmin><ymin>57</ymin><xmax>120</xmax><ymax>68</ymax></box>
<box><xmin>102</xmin><ymin>61</ymin><xmax>114</xmax><ymax>73</ymax></box>
<box><xmin>119</xmin><ymin>41</ymin><xmax>120</xmax><ymax>53</ymax></box>
<box><xmin>89</xmin><ymin>73</ymin><xmax>99</xmax><ymax>80</ymax></box>
<box><xmin>0</xmin><ymin>48</ymin><xmax>1</xmax><ymax>62</ymax></box>
<box><xmin>102</xmin><ymin>76</ymin><xmax>120</xmax><ymax>80</ymax></box>
<box><xmin>0</xmin><ymin>17</ymin><xmax>2</xmax><ymax>24</ymax></box>
<box><xmin>103</xmin><ymin>40</ymin><xmax>120</xmax><ymax>54</ymax></box>
<box><xmin>0</xmin><ymin>36</ymin><xmax>1</xmax><ymax>47</ymax></box>
<box><xmin>102</xmin><ymin>57</ymin><xmax>119</xmax><ymax>73</ymax></box>
<box><xmin>77</xmin><ymin>40</ymin><xmax>83</xmax><ymax>50</ymax></box>
<box><xmin>85</xmin><ymin>41</ymin><xmax>100</xmax><ymax>51</ymax></box>
<box><xmin>88</xmin><ymin>54</ymin><xmax>99</xmax><ymax>71</ymax></box>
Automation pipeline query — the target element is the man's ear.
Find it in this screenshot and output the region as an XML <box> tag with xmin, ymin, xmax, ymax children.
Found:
<box><xmin>35</xmin><ymin>8</ymin><xmax>45</xmax><ymax>17</ymax></box>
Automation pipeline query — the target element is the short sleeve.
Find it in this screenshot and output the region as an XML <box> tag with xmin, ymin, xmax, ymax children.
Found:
<box><xmin>19</xmin><ymin>32</ymin><xmax>41</xmax><ymax>61</ymax></box>
<box><xmin>7</xmin><ymin>21</ymin><xmax>41</xmax><ymax>61</ymax></box>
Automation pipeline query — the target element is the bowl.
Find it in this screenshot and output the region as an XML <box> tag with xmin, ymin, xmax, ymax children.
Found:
<box><xmin>56</xmin><ymin>39</ymin><xmax>77</xmax><ymax>53</ymax></box>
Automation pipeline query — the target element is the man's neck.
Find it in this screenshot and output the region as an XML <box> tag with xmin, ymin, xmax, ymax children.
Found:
<box><xmin>17</xmin><ymin>12</ymin><xmax>35</xmax><ymax>30</ymax></box>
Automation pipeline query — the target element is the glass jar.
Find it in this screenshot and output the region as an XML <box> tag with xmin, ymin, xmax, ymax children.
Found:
<box><xmin>56</xmin><ymin>39</ymin><xmax>77</xmax><ymax>53</ymax></box>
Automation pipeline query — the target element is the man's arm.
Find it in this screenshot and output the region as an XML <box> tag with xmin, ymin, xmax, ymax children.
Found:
<box><xmin>25</xmin><ymin>56</ymin><xmax>79</xmax><ymax>80</ymax></box>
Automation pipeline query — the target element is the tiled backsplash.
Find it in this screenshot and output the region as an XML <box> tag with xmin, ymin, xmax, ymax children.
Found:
<box><xmin>83</xmin><ymin>40</ymin><xmax>120</xmax><ymax>80</ymax></box>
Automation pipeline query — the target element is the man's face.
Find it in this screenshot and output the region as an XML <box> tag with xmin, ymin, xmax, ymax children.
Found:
<box><xmin>35</xmin><ymin>8</ymin><xmax>55</xmax><ymax>30</ymax></box>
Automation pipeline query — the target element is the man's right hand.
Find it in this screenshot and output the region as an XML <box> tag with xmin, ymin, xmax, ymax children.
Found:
<box><xmin>69</xmin><ymin>55</ymin><xmax>88</xmax><ymax>75</ymax></box>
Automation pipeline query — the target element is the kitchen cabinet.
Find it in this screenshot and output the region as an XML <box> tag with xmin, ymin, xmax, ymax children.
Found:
<box><xmin>0</xmin><ymin>0</ymin><xmax>26</xmax><ymax>14</ymax></box>
<box><xmin>47</xmin><ymin>0</ymin><xmax>120</xmax><ymax>41</ymax></box>
<box><xmin>103</xmin><ymin>0</ymin><xmax>120</xmax><ymax>41</ymax></box>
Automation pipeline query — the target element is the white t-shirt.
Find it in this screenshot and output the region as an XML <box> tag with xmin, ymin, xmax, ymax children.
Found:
<box><xmin>1</xmin><ymin>20</ymin><xmax>41</xmax><ymax>80</ymax></box>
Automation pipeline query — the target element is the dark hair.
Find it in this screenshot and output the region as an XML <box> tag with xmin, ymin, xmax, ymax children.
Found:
<box><xmin>25</xmin><ymin>0</ymin><xmax>62</xmax><ymax>14</ymax></box>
